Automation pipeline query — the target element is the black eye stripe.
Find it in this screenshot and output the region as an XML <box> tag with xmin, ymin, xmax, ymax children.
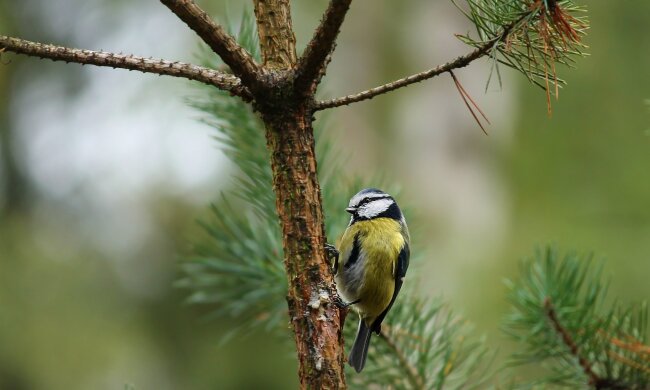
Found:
<box><xmin>355</xmin><ymin>195</ymin><xmax>391</xmax><ymax>208</ymax></box>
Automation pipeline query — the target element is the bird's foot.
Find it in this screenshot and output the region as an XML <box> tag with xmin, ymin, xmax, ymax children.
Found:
<box><xmin>324</xmin><ymin>243</ymin><xmax>339</xmax><ymax>258</ymax></box>
<box><xmin>333</xmin><ymin>295</ymin><xmax>360</xmax><ymax>309</ymax></box>
<box><xmin>324</xmin><ymin>243</ymin><xmax>339</xmax><ymax>271</ymax></box>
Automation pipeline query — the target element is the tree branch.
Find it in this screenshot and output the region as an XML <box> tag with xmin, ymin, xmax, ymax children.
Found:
<box><xmin>0</xmin><ymin>35</ymin><xmax>252</xmax><ymax>100</ymax></box>
<box><xmin>294</xmin><ymin>0</ymin><xmax>352</xmax><ymax>96</ymax></box>
<box><xmin>314</xmin><ymin>14</ymin><xmax>524</xmax><ymax>111</ymax></box>
<box><xmin>544</xmin><ymin>297</ymin><xmax>601</xmax><ymax>386</ymax></box>
<box><xmin>160</xmin><ymin>0</ymin><xmax>261</xmax><ymax>89</ymax></box>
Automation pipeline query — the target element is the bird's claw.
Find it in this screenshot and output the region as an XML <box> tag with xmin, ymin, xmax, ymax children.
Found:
<box><xmin>324</xmin><ymin>243</ymin><xmax>339</xmax><ymax>272</ymax></box>
<box><xmin>324</xmin><ymin>243</ymin><xmax>339</xmax><ymax>257</ymax></box>
<box><xmin>332</xmin><ymin>294</ymin><xmax>360</xmax><ymax>309</ymax></box>
<box><xmin>333</xmin><ymin>294</ymin><xmax>349</xmax><ymax>309</ymax></box>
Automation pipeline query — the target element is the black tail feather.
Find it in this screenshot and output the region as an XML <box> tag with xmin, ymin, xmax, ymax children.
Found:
<box><xmin>348</xmin><ymin>319</ymin><xmax>372</xmax><ymax>373</ymax></box>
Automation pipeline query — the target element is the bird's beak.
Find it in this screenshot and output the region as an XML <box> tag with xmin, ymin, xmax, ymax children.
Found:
<box><xmin>345</xmin><ymin>207</ymin><xmax>356</xmax><ymax>214</ymax></box>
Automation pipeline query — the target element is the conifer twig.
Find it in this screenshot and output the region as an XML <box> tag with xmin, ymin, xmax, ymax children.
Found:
<box><xmin>449</xmin><ymin>70</ymin><xmax>489</xmax><ymax>135</ymax></box>
<box><xmin>314</xmin><ymin>13</ymin><xmax>526</xmax><ymax>111</ymax></box>
<box><xmin>0</xmin><ymin>35</ymin><xmax>252</xmax><ymax>100</ymax></box>
<box><xmin>160</xmin><ymin>0</ymin><xmax>261</xmax><ymax>88</ymax></box>
<box><xmin>544</xmin><ymin>297</ymin><xmax>601</xmax><ymax>386</ymax></box>
<box><xmin>380</xmin><ymin>325</ymin><xmax>425</xmax><ymax>390</ymax></box>
<box><xmin>294</xmin><ymin>0</ymin><xmax>352</xmax><ymax>95</ymax></box>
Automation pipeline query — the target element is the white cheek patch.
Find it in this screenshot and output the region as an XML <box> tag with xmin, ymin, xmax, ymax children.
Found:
<box><xmin>357</xmin><ymin>198</ymin><xmax>393</xmax><ymax>219</ymax></box>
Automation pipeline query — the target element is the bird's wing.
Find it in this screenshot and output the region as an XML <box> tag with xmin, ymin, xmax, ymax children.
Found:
<box><xmin>337</xmin><ymin>228</ymin><xmax>361</xmax><ymax>274</ymax></box>
<box><xmin>370</xmin><ymin>243</ymin><xmax>410</xmax><ymax>334</ymax></box>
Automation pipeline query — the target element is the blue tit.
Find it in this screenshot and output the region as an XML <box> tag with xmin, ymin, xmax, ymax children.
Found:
<box><xmin>331</xmin><ymin>188</ymin><xmax>410</xmax><ymax>373</ymax></box>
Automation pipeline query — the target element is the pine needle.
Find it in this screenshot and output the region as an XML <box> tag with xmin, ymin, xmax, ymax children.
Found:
<box><xmin>450</xmin><ymin>70</ymin><xmax>490</xmax><ymax>135</ymax></box>
<box><xmin>455</xmin><ymin>0</ymin><xmax>589</xmax><ymax>113</ymax></box>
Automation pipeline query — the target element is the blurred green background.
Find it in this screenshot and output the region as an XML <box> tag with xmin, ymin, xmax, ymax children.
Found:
<box><xmin>0</xmin><ymin>0</ymin><xmax>648</xmax><ymax>389</ymax></box>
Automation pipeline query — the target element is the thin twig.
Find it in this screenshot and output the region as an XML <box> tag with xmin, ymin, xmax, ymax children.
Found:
<box><xmin>380</xmin><ymin>325</ymin><xmax>425</xmax><ymax>390</ymax></box>
<box><xmin>160</xmin><ymin>0</ymin><xmax>261</xmax><ymax>89</ymax></box>
<box><xmin>544</xmin><ymin>297</ymin><xmax>601</xmax><ymax>386</ymax></box>
<box><xmin>0</xmin><ymin>35</ymin><xmax>252</xmax><ymax>100</ymax></box>
<box><xmin>314</xmin><ymin>13</ymin><xmax>527</xmax><ymax>111</ymax></box>
<box><xmin>294</xmin><ymin>0</ymin><xmax>352</xmax><ymax>96</ymax></box>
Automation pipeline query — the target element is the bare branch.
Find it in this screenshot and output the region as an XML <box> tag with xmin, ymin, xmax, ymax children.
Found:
<box><xmin>314</xmin><ymin>15</ymin><xmax>524</xmax><ymax>111</ymax></box>
<box><xmin>0</xmin><ymin>35</ymin><xmax>252</xmax><ymax>100</ymax></box>
<box><xmin>314</xmin><ymin>47</ymin><xmax>494</xmax><ymax>111</ymax></box>
<box><xmin>160</xmin><ymin>0</ymin><xmax>261</xmax><ymax>88</ymax></box>
<box><xmin>313</xmin><ymin>46</ymin><xmax>491</xmax><ymax>110</ymax></box>
<box><xmin>294</xmin><ymin>0</ymin><xmax>352</xmax><ymax>96</ymax></box>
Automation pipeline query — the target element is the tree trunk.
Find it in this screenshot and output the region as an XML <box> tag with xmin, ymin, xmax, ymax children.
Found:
<box><xmin>258</xmin><ymin>97</ymin><xmax>347</xmax><ymax>388</ymax></box>
<box><xmin>253</xmin><ymin>1</ymin><xmax>347</xmax><ymax>388</ymax></box>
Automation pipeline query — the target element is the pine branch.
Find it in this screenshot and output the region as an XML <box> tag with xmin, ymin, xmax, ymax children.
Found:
<box><xmin>504</xmin><ymin>247</ymin><xmax>650</xmax><ymax>389</ymax></box>
<box><xmin>380</xmin><ymin>325</ymin><xmax>426</xmax><ymax>389</ymax></box>
<box><xmin>160</xmin><ymin>0</ymin><xmax>261</xmax><ymax>89</ymax></box>
<box><xmin>315</xmin><ymin>0</ymin><xmax>588</xmax><ymax>112</ymax></box>
<box><xmin>294</xmin><ymin>0</ymin><xmax>352</xmax><ymax>96</ymax></box>
<box><xmin>348</xmin><ymin>295</ymin><xmax>493</xmax><ymax>389</ymax></box>
<box><xmin>544</xmin><ymin>297</ymin><xmax>601</xmax><ymax>386</ymax></box>
<box><xmin>314</xmin><ymin>13</ymin><xmax>526</xmax><ymax>111</ymax></box>
<box><xmin>455</xmin><ymin>0</ymin><xmax>588</xmax><ymax>112</ymax></box>
<box><xmin>0</xmin><ymin>35</ymin><xmax>252</xmax><ymax>100</ymax></box>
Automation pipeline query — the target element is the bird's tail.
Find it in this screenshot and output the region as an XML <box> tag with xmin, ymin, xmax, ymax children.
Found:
<box><xmin>349</xmin><ymin>319</ymin><xmax>372</xmax><ymax>373</ymax></box>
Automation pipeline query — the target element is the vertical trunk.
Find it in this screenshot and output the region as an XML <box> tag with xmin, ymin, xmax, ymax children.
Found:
<box><xmin>261</xmin><ymin>103</ymin><xmax>347</xmax><ymax>389</ymax></box>
<box><xmin>254</xmin><ymin>1</ymin><xmax>347</xmax><ymax>387</ymax></box>
<box><xmin>253</xmin><ymin>0</ymin><xmax>297</xmax><ymax>69</ymax></box>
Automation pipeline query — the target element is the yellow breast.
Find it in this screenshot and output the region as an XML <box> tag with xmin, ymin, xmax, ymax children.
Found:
<box><xmin>336</xmin><ymin>218</ymin><xmax>405</xmax><ymax>321</ymax></box>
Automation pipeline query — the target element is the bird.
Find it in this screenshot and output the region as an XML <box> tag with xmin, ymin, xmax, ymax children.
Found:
<box><xmin>326</xmin><ymin>188</ymin><xmax>410</xmax><ymax>373</ymax></box>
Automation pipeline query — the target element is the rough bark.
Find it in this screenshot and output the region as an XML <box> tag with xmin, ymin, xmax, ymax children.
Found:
<box><xmin>260</xmin><ymin>100</ymin><xmax>347</xmax><ymax>389</ymax></box>
<box><xmin>253</xmin><ymin>0</ymin><xmax>297</xmax><ymax>69</ymax></box>
<box><xmin>253</xmin><ymin>1</ymin><xmax>347</xmax><ymax>388</ymax></box>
